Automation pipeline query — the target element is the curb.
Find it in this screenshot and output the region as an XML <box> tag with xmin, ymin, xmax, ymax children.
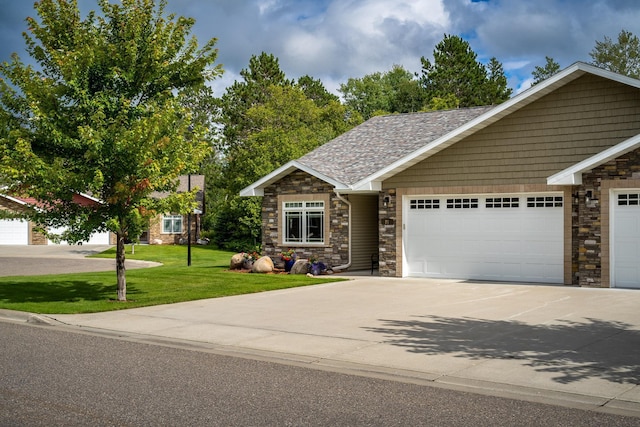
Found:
<box><xmin>0</xmin><ymin>309</ymin><xmax>56</xmax><ymax>326</ymax></box>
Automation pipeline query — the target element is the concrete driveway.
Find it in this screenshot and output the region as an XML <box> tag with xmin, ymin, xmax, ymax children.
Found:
<box><xmin>27</xmin><ymin>276</ymin><xmax>640</xmax><ymax>417</ymax></box>
<box><xmin>0</xmin><ymin>245</ymin><xmax>160</xmax><ymax>276</ymax></box>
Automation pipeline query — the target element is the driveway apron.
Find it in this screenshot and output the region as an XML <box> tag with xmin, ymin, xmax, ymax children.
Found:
<box><xmin>43</xmin><ymin>276</ymin><xmax>640</xmax><ymax>417</ymax></box>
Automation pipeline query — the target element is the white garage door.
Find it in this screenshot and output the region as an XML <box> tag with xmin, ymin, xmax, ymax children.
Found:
<box><xmin>612</xmin><ymin>191</ymin><xmax>640</xmax><ymax>289</ymax></box>
<box><xmin>0</xmin><ymin>219</ymin><xmax>29</xmax><ymax>245</ymax></box>
<box><xmin>47</xmin><ymin>226</ymin><xmax>111</xmax><ymax>245</ymax></box>
<box><xmin>404</xmin><ymin>194</ymin><xmax>564</xmax><ymax>283</ymax></box>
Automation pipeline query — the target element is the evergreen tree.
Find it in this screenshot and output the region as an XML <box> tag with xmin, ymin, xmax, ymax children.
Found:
<box><xmin>590</xmin><ymin>29</ymin><xmax>640</xmax><ymax>78</ymax></box>
<box><xmin>531</xmin><ymin>56</ymin><xmax>561</xmax><ymax>85</ymax></box>
<box><xmin>420</xmin><ymin>34</ymin><xmax>511</xmax><ymax>107</ymax></box>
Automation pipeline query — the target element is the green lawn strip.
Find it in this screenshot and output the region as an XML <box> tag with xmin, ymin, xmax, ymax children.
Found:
<box><xmin>0</xmin><ymin>246</ymin><xmax>345</xmax><ymax>314</ymax></box>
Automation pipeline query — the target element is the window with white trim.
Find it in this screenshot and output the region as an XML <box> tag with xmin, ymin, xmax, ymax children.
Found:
<box><xmin>284</xmin><ymin>201</ymin><xmax>325</xmax><ymax>244</ymax></box>
<box><xmin>162</xmin><ymin>215</ymin><xmax>183</xmax><ymax>234</ymax></box>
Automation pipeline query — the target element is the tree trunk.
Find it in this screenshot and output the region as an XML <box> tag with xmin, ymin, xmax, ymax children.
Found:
<box><xmin>116</xmin><ymin>233</ymin><xmax>127</xmax><ymax>301</ymax></box>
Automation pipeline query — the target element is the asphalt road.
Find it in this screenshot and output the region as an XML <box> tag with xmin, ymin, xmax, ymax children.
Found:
<box><xmin>1</xmin><ymin>321</ymin><xmax>638</xmax><ymax>426</ymax></box>
<box><xmin>0</xmin><ymin>245</ymin><xmax>160</xmax><ymax>276</ymax></box>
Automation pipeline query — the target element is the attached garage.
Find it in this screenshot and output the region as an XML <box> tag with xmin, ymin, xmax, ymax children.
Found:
<box><xmin>47</xmin><ymin>226</ymin><xmax>111</xmax><ymax>245</ymax></box>
<box><xmin>403</xmin><ymin>193</ymin><xmax>564</xmax><ymax>283</ymax></box>
<box><xmin>611</xmin><ymin>191</ymin><xmax>640</xmax><ymax>289</ymax></box>
<box><xmin>0</xmin><ymin>219</ymin><xmax>29</xmax><ymax>245</ymax></box>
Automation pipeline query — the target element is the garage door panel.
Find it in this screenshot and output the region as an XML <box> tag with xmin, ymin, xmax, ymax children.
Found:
<box><xmin>612</xmin><ymin>192</ymin><xmax>640</xmax><ymax>288</ymax></box>
<box><xmin>0</xmin><ymin>219</ymin><xmax>29</xmax><ymax>245</ymax></box>
<box><xmin>404</xmin><ymin>193</ymin><xmax>563</xmax><ymax>283</ymax></box>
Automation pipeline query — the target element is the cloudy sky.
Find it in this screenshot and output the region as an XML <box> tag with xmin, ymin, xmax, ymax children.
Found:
<box><xmin>1</xmin><ymin>0</ymin><xmax>639</xmax><ymax>97</ymax></box>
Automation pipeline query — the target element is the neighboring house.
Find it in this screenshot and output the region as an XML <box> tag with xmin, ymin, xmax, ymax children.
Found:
<box><xmin>144</xmin><ymin>174</ymin><xmax>205</xmax><ymax>245</ymax></box>
<box><xmin>0</xmin><ymin>193</ymin><xmax>113</xmax><ymax>245</ymax></box>
<box><xmin>241</xmin><ymin>62</ymin><xmax>640</xmax><ymax>289</ymax></box>
<box><xmin>0</xmin><ymin>175</ymin><xmax>204</xmax><ymax>245</ymax></box>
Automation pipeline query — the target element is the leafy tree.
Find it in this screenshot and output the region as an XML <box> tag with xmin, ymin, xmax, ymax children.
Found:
<box><xmin>339</xmin><ymin>71</ymin><xmax>390</xmax><ymax>119</ymax></box>
<box><xmin>420</xmin><ymin>34</ymin><xmax>511</xmax><ymax>107</ymax></box>
<box><xmin>339</xmin><ymin>65</ymin><xmax>425</xmax><ymax>119</ymax></box>
<box><xmin>0</xmin><ymin>0</ymin><xmax>221</xmax><ymax>301</ymax></box>
<box><xmin>212</xmin><ymin>54</ymin><xmax>361</xmax><ymax>251</ymax></box>
<box><xmin>590</xmin><ymin>29</ymin><xmax>640</xmax><ymax>78</ymax></box>
<box><xmin>425</xmin><ymin>94</ymin><xmax>460</xmax><ymax>111</ymax></box>
<box><xmin>531</xmin><ymin>56</ymin><xmax>561</xmax><ymax>85</ymax></box>
<box><xmin>218</xmin><ymin>52</ymin><xmax>291</xmax><ymax>148</ymax></box>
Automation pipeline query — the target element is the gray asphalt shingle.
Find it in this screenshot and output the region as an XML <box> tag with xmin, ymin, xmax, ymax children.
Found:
<box><xmin>297</xmin><ymin>106</ymin><xmax>495</xmax><ymax>186</ymax></box>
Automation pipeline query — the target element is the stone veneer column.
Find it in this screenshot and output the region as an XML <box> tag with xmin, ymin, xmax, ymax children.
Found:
<box><xmin>378</xmin><ymin>189</ymin><xmax>397</xmax><ymax>277</ymax></box>
<box><xmin>578</xmin><ymin>149</ymin><xmax>640</xmax><ymax>287</ymax></box>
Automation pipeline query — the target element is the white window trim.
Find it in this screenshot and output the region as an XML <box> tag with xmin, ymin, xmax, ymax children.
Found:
<box><xmin>278</xmin><ymin>194</ymin><xmax>330</xmax><ymax>247</ymax></box>
<box><xmin>162</xmin><ymin>214</ymin><xmax>183</xmax><ymax>234</ymax></box>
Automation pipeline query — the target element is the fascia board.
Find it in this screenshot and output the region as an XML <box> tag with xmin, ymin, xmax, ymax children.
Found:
<box><xmin>0</xmin><ymin>193</ymin><xmax>29</xmax><ymax>207</ymax></box>
<box><xmin>548</xmin><ymin>133</ymin><xmax>640</xmax><ymax>185</ymax></box>
<box><xmin>79</xmin><ymin>192</ymin><xmax>104</xmax><ymax>204</ymax></box>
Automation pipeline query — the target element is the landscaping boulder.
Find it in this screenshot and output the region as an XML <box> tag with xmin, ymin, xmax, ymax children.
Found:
<box><xmin>252</xmin><ymin>256</ymin><xmax>274</xmax><ymax>273</ymax></box>
<box><xmin>230</xmin><ymin>253</ymin><xmax>244</xmax><ymax>270</ymax></box>
<box><xmin>290</xmin><ymin>259</ymin><xmax>310</xmax><ymax>274</ymax></box>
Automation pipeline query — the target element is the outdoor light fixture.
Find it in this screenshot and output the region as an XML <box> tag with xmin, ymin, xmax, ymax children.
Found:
<box><xmin>383</xmin><ymin>196</ymin><xmax>390</xmax><ymax>207</ymax></box>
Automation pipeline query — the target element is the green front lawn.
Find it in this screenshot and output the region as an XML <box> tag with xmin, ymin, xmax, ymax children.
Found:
<box><xmin>0</xmin><ymin>245</ymin><xmax>345</xmax><ymax>314</ymax></box>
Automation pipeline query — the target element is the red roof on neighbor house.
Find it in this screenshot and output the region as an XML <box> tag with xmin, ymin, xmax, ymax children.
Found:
<box><xmin>4</xmin><ymin>193</ymin><xmax>101</xmax><ymax>209</ymax></box>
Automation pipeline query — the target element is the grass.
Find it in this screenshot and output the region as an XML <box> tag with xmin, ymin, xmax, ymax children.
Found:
<box><xmin>0</xmin><ymin>245</ymin><xmax>345</xmax><ymax>314</ymax></box>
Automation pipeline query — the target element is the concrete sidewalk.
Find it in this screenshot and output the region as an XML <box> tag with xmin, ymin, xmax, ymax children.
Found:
<box><xmin>4</xmin><ymin>276</ymin><xmax>640</xmax><ymax>417</ymax></box>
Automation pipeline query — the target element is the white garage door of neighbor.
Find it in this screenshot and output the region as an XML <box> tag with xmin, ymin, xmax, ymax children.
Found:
<box><xmin>404</xmin><ymin>194</ymin><xmax>564</xmax><ymax>283</ymax></box>
<box><xmin>0</xmin><ymin>219</ymin><xmax>29</xmax><ymax>245</ymax></box>
<box><xmin>612</xmin><ymin>191</ymin><xmax>640</xmax><ymax>289</ymax></box>
<box><xmin>47</xmin><ymin>226</ymin><xmax>111</xmax><ymax>245</ymax></box>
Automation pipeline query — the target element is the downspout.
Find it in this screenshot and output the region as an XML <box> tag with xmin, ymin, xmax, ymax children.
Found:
<box><xmin>332</xmin><ymin>191</ymin><xmax>352</xmax><ymax>271</ymax></box>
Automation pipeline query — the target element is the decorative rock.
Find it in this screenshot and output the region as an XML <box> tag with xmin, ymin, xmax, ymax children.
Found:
<box><xmin>230</xmin><ymin>253</ymin><xmax>244</xmax><ymax>269</ymax></box>
<box><xmin>151</xmin><ymin>238</ymin><xmax>163</xmax><ymax>245</ymax></box>
<box><xmin>290</xmin><ymin>259</ymin><xmax>310</xmax><ymax>274</ymax></box>
<box><xmin>252</xmin><ymin>256</ymin><xmax>274</xmax><ymax>273</ymax></box>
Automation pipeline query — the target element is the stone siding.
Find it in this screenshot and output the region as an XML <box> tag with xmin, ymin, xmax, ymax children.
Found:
<box><xmin>577</xmin><ymin>148</ymin><xmax>640</xmax><ymax>287</ymax></box>
<box><xmin>262</xmin><ymin>171</ymin><xmax>349</xmax><ymax>269</ymax></box>
<box><xmin>377</xmin><ymin>189</ymin><xmax>397</xmax><ymax>277</ymax></box>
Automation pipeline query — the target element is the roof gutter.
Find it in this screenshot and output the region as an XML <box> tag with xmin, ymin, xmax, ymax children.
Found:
<box><xmin>331</xmin><ymin>191</ymin><xmax>352</xmax><ymax>271</ymax></box>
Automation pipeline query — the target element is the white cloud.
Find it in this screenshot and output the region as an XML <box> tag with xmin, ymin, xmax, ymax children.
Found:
<box><xmin>3</xmin><ymin>0</ymin><xmax>640</xmax><ymax>97</ymax></box>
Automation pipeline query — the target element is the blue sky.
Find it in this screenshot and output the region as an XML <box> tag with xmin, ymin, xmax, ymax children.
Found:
<box><xmin>1</xmin><ymin>0</ymin><xmax>639</xmax><ymax>96</ymax></box>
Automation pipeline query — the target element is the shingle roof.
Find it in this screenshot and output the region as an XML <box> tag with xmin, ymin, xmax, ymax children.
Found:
<box><xmin>241</xmin><ymin>62</ymin><xmax>640</xmax><ymax>197</ymax></box>
<box><xmin>297</xmin><ymin>106</ymin><xmax>495</xmax><ymax>186</ymax></box>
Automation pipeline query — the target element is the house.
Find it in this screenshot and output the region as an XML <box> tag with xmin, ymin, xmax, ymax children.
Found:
<box><xmin>0</xmin><ymin>175</ymin><xmax>205</xmax><ymax>245</ymax></box>
<box><xmin>143</xmin><ymin>174</ymin><xmax>205</xmax><ymax>245</ymax></box>
<box><xmin>0</xmin><ymin>192</ymin><xmax>113</xmax><ymax>245</ymax></box>
<box><xmin>241</xmin><ymin>62</ymin><xmax>640</xmax><ymax>289</ymax></box>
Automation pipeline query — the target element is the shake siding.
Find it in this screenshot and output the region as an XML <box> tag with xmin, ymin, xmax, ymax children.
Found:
<box><xmin>384</xmin><ymin>75</ymin><xmax>640</xmax><ymax>189</ymax></box>
<box><xmin>349</xmin><ymin>194</ymin><xmax>378</xmax><ymax>270</ymax></box>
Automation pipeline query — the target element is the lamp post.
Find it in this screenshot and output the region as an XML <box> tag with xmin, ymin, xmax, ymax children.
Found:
<box><xmin>187</xmin><ymin>173</ymin><xmax>191</xmax><ymax>267</ymax></box>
